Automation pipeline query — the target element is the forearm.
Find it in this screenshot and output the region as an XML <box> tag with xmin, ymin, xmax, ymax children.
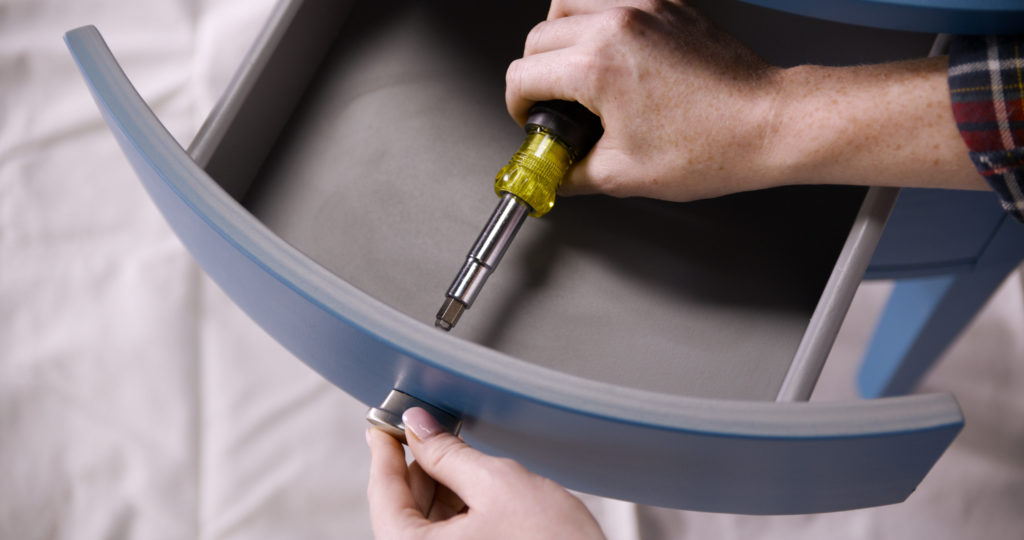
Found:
<box><xmin>765</xmin><ymin>56</ymin><xmax>988</xmax><ymax>191</ymax></box>
<box><xmin>508</xmin><ymin>1</ymin><xmax>992</xmax><ymax>203</ymax></box>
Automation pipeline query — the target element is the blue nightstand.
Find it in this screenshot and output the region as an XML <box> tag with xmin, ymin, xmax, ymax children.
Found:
<box><xmin>64</xmin><ymin>0</ymin><xmax>1022</xmax><ymax>515</ymax></box>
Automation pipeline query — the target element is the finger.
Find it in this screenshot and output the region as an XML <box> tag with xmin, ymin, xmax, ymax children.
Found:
<box><xmin>402</xmin><ymin>407</ymin><xmax>509</xmax><ymax>505</ymax></box>
<box><xmin>560</xmin><ymin>134</ymin><xmax>633</xmax><ymax>198</ymax></box>
<box><xmin>428</xmin><ymin>482</ymin><xmax>468</xmax><ymax>521</ymax></box>
<box><xmin>506</xmin><ymin>49</ymin><xmax>589</xmax><ymax>125</ymax></box>
<box><xmin>523</xmin><ymin>14</ymin><xmax>598</xmax><ymax>57</ymax></box>
<box><xmin>366</xmin><ymin>428</ymin><xmax>427</xmax><ymax>536</ymax></box>
<box><xmin>548</xmin><ymin>0</ymin><xmax>635</xmax><ymax>19</ymax></box>
<box><xmin>407</xmin><ymin>460</ymin><xmax>468</xmax><ymax>522</ymax></box>
<box><xmin>562</xmin><ymin>164</ymin><xmax>609</xmax><ymax>198</ymax></box>
<box><xmin>406</xmin><ymin>459</ymin><xmax>436</xmax><ymax>517</ymax></box>
<box><xmin>549</xmin><ymin>0</ymin><xmax>677</xmax><ymax>19</ymax></box>
<box><xmin>559</xmin><ymin>155</ymin><xmax>601</xmax><ymax>196</ymax></box>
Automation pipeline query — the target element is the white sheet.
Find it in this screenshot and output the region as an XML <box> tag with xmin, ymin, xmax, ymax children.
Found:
<box><xmin>1</xmin><ymin>0</ymin><xmax>1022</xmax><ymax>538</ymax></box>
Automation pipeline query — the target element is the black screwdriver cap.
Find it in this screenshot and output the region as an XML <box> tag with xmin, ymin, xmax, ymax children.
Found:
<box><xmin>526</xmin><ymin>100</ymin><xmax>604</xmax><ymax>160</ymax></box>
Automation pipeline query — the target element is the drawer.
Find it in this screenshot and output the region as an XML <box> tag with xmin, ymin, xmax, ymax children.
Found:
<box><xmin>66</xmin><ymin>0</ymin><xmax>963</xmax><ymax>514</ymax></box>
<box><xmin>866</xmin><ymin>188</ymin><xmax>1011</xmax><ymax>278</ymax></box>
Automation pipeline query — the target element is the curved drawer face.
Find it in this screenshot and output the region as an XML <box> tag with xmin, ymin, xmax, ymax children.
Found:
<box><xmin>66</xmin><ymin>0</ymin><xmax>965</xmax><ymax>515</ymax></box>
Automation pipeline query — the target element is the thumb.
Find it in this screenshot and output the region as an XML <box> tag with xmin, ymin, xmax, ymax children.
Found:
<box><xmin>402</xmin><ymin>407</ymin><xmax>509</xmax><ymax>505</ymax></box>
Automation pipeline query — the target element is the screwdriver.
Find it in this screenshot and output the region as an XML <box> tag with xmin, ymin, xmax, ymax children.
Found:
<box><xmin>435</xmin><ymin>100</ymin><xmax>603</xmax><ymax>331</ymax></box>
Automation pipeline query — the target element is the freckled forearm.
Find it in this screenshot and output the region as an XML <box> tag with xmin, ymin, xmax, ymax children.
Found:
<box><xmin>764</xmin><ymin>56</ymin><xmax>987</xmax><ymax>191</ymax></box>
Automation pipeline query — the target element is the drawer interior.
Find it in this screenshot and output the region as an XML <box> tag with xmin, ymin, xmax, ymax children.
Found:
<box><xmin>221</xmin><ymin>0</ymin><xmax>931</xmax><ymax>400</ymax></box>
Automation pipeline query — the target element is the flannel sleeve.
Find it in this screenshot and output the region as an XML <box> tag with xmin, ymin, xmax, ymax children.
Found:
<box><xmin>948</xmin><ymin>35</ymin><xmax>1024</xmax><ymax>223</ymax></box>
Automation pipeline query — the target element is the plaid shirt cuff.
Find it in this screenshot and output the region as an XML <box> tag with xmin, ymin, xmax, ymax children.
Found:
<box><xmin>948</xmin><ymin>35</ymin><xmax>1024</xmax><ymax>223</ymax></box>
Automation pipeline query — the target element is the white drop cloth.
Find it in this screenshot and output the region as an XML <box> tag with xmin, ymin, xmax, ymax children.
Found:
<box><xmin>1</xmin><ymin>0</ymin><xmax>1022</xmax><ymax>538</ymax></box>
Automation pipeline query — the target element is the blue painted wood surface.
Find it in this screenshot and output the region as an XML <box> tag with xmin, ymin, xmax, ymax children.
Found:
<box><xmin>743</xmin><ymin>0</ymin><xmax>1024</xmax><ymax>34</ymax></box>
<box><xmin>863</xmin><ymin>189</ymin><xmax>1024</xmax><ymax>397</ymax></box>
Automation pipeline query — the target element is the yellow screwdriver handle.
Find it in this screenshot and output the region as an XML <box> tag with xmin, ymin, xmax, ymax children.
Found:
<box><xmin>494</xmin><ymin>126</ymin><xmax>572</xmax><ymax>217</ymax></box>
<box><xmin>493</xmin><ymin>100</ymin><xmax>603</xmax><ymax>217</ymax></box>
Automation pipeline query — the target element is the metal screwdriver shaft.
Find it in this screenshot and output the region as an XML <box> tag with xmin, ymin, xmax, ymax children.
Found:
<box><xmin>435</xmin><ymin>100</ymin><xmax>603</xmax><ymax>331</ymax></box>
<box><xmin>435</xmin><ymin>193</ymin><xmax>529</xmax><ymax>330</ymax></box>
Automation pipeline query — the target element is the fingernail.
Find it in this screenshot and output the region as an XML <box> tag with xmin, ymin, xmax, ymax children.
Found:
<box><xmin>402</xmin><ymin>407</ymin><xmax>441</xmax><ymax>440</ymax></box>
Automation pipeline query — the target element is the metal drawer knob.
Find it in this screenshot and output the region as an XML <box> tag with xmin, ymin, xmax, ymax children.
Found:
<box><xmin>366</xmin><ymin>389</ymin><xmax>462</xmax><ymax>444</ymax></box>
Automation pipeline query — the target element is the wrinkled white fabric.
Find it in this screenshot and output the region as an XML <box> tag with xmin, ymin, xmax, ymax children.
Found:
<box><xmin>1</xmin><ymin>0</ymin><xmax>1022</xmax><ymax>539</ymax></box>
